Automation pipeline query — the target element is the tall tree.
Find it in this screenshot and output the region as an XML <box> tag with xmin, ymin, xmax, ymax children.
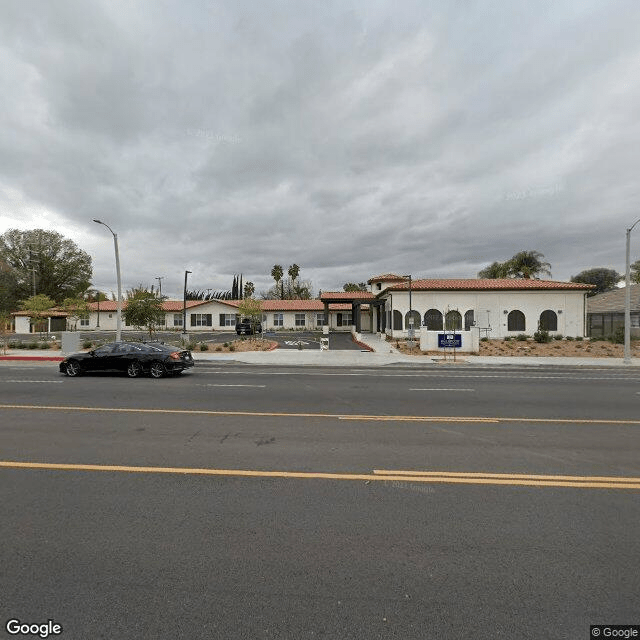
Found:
<box><xmin>0</xmin><ymin>258</ymin><xmax>19</xmax><ymax>313</ymax></box>
<box><xmin>239</xmin><ymin>274</ymin><xmax>243</xmax><ymax>299</ymax></box>
<box><xmin>477</xmin><ymin>261</ymin><xmax>510</xmax><ymax>279</ymax></box>
<box><xmin>507</xmin><ymin>250</ymin><xmax>552</xmax><ymax>279</ymax></box>
<box><xmin>343</xmin><ymin>282</ymin><xmax>368</xmax><ymax>292</ymax></box>
<box><xmin>570</xmin><ymin>268</ymin><xmax>622</xmax><ymax>296</ymax></box>
<box><xmin>631</xmin><ymin>259</ymin><xmax>640</xmax><ymax>284</ymax></box>
<box><xmin>288</xmin><ymin>264</ymin><xmax>300</xmax><ymax>297</ymax></box>
<box><xmin>271</xmin><ymin>265</ymin><xmax>283</xmax><ymax>299</ymax></box>
<box><xmin>243</xmin><ymin>281</ymin><xmax>255</xmax><ymax>298</ymax></box>
<box><xmin>0</xmin><ymin>229</ymin><xmax>92</xmax><ymax>304</ymax></box>
<box><xmin>237</xmin><ymin>298</ymin><xmax>263</xmax><ymax>339</ymax></box>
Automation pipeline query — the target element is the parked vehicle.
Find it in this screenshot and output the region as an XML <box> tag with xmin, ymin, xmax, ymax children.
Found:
<box><xmin>235</xmin><ymin>318</ymin><xmax>262</xmax><ymax>335</ymax></box>
<box><xmin>59</xmin><ymin>342</ymin><xmax>194</xmax><ymax>378</ymax></box>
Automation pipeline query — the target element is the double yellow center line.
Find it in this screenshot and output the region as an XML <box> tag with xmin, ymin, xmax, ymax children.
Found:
<box><xmin>1</xmin><ymin>462</ymin><xmax>638</xmax><ymax>490</ymax></box>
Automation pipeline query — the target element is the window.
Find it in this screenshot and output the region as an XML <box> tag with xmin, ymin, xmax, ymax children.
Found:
<box><xmin>173</xmin><ymin>314</ymin><xmax>183</xmax><ymax>327</ymax></box>
<box><xmin>295</xmin><ymin>313</ymin><xmax>306</xmax><ymax>327</ymax></box>
<box><xmin>405</xmin><ymin>310</ymin><xmax>420</xmax><ymax>329</ymax></box>
<box><xmin>219</xmin><ymin>313</ymin><xmax>238</xmax><ymax>327</ymax></box>
<box><xmin>464</xmin><ymin>310</ymin><xmax>475</xmax><ymax>331</ymax></box>
<box><xmin>191</xmin><ymin>313</ymin><xmax>212</xmax><ymax>327</ymax></box>
<box><xmin>393</xmin><ymin>310</ymin><xmax>402</xmax><ymax>330</ymax></box>
<box><xmin>316</xmin><ymin>313</ymin><xmax>325</xmax><ymax>327</ymax></box>
<box><xmin>376</xmin><ymin>283</ymin><xmax>382</xmax><ymax>290</ymax></box>
<box><xmin>539</xmin><ymin>310</ymin><xmax>558</xmax><ymax>331</ymax></box>
<box><xmin>507</xmin><ymin>310</ymin><xmax>526</xmax><ymax>332</ymax></box>
<box><xmin>273</xmin><ymin>313</ymin><xmax>283</xmax><ymax>327</ymax></box>
<box><xmin>79</xmin><ymin>317</ymin><xmax>89</xmax><ymax>327</ymax></box>
<box><xmin>423</xmin><ymin>309</ymin><xmax>443</xmax><ymax>330</ymax></box>
<box><xmin>337</xmin><ymin>312</ymin><xmax>352</xmax><ymax>327</ymax></box>
<box><xmin>445</xmin><ymin>310</ymin><xmax>462</xmax><ymax>330</ymax></box>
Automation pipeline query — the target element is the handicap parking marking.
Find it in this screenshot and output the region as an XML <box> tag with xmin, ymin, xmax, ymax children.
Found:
<box><xmin>283</xmin><ymin>340</ymin><xmax>311</xmax><ymax>346</ymax></box>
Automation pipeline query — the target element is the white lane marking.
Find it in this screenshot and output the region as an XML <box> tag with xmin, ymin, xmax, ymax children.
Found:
<box><xmin>410</xmin><ymin>388</ymin><xmax>475</xmax><ymax>392</ymax></box>
<box><xmin>198</xmin><ymin>383</ymin><xmax>266</xmax><ymax>388</ymax></box>
<box><xmin>196</xmin><ymin>370</ymin><xmax>640</xmax><ymax>381</ymax></box>
<box><xmin>4</xmin><ymin>380</ymin><xmax>64</xmax><ymax>384</ymax></box>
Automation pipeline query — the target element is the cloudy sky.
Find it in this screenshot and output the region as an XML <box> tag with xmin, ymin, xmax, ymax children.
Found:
<box><xmin>1</xmin><ymin>0</ymin><xmax>639</xmax><ymax>298</ymax></box>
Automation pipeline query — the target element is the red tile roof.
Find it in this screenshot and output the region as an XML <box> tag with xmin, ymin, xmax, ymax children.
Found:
<box><xmin>383</xmin><ymin>279</ymin><xmax>595</xmax><ymax>292</ymax></box>
<box><xmin>319</xmin><ymin>291</ymin><xmax>375</xmax><ymax>301</ymax></box>
<box><xmin>367</xmin><ymin>273</ymin><xmax>406</xmax><ymax>284</ymax></box>
<box><xmin>86</xmin><ymin>300</ymin><xmax>209</xmax><ymax>312</ymax></box>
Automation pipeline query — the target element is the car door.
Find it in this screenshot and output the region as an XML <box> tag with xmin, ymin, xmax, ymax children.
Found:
<box><xmin>85</xmin><ymin>344</ymin><xmax>116</xmax><ymax>371</ymax></box>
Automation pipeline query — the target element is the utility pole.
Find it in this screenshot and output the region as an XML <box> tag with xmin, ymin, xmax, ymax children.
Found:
<box><xmin>155</xmin><ymin>276</ymin><xmax>164</xmax><ymax>297</ymax></box>
<box><xmin>183</xmin><ymin>270</ymin><xmax>192</xmax><ymax>334</ymax></box>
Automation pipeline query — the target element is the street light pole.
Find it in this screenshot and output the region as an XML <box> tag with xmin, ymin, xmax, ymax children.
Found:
<box><xmin>93</xmin><ymin>219</ymin><xmax>122</xmax><ymax>342</ymax></box>
<box><xmin>624</xmin><ymin>218</ymin><xmax>640</xmax><ymax>364</ymax></box>
<box><xmin>183</xmin><ymin>270</ymin><xmax>192</xmax><ymax>334</ymax></box>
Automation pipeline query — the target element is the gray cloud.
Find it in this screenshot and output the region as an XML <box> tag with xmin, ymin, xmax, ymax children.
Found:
<box><xmin>1</xmin><ymin>0</ymin><xmax>639</xmax><ymax>299</ymax></box>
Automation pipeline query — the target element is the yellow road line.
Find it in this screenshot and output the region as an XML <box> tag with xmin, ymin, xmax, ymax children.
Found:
<box><xmin>1</xmin><ymin>403</ymin><xmax>640</xmax><ymax>426</ymax></box>
<box><xmin>0</xmin><ymin>461</ymin><xmax>638</xmax><ymax>490</ymax></box>
<box><xmin>373</xmin><ymin>469</ymin><xmax>640</xmax><ymax>483</ymax></box>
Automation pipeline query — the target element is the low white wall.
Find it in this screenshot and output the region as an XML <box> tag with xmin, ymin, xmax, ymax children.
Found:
<box><xmin>420</xmin><ymin>330</ymin><xmax>479</xmax><ymax>353</ymax></box>
<box><xmin>14</xmin><ymin>317</ymin><xmax>31</xmax><ymax>333</ymax></box>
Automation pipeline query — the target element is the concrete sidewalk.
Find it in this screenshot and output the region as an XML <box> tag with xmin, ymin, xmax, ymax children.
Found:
<box><xmin>2</xmin><ymin>345</ymin><xmax>640</xmax><ymax>367</ymax></box>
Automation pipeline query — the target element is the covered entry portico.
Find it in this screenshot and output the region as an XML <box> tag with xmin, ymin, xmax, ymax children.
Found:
<box><xmin>319</xmin><ymin>292</ymin><xmax>375</xmax><ymax>332</ymax></box>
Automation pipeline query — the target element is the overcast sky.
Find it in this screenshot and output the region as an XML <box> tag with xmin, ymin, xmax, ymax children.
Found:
<box><xmin>1</xmin><ymin>0</ymin><xmax>639</xmax><ymax>298</ymax></box>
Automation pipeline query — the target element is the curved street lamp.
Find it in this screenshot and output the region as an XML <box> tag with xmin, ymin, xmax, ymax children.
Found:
<box><xmin>624</xmin><ymin>217</ymin><xmax>640</xmax><ymax>364</ymax></box>
<box><xmin>93</xmin><ymin>219</ymin><xmax>122</xmax><ymax>342</ymax></box>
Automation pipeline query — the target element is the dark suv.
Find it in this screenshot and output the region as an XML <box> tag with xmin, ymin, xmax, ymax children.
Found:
<box><xmin>235</xmin><ymin>318</ymin><xmax>262</xmax><ymax>335</ymax></box>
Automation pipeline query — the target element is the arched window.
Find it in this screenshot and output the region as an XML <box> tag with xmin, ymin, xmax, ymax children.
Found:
<box><xmin>405</xmin><ymin>310</ymin><xmax>421</xmax><ymax>330</ymax></box>
<box><xmin>464</xmin><ymin>310</ymin><xmax>475</xmax><ymax>331</ymax></box>
<box><xmin>539</xmin><ymin>310</ymin><xmax>558</xmax><ymax>331</ymax></box>
<box><xmin>445</xmin><ymin>310</ymin><xmax>462</xmax><ymax>330</ymax></box>
<box><xmin>423</xmin><ymin>309</ymin><xmax>443</xmax><ymax>330</ymax></box>
<box><xmin>393</xmin><ymin>310</ymin><xmax>403</xmax><ymax>330</ymax></box>
<box><xmin>507</xmin><ymin>310</ymin><xmax>526</xmax><ymax>332</ymax></box>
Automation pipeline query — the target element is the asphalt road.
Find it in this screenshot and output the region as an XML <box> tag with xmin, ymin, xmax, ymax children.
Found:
<box><xmin>1</xmin><ymin>362</ymin><xmax>639</xmax><ymax>639</ymax></box>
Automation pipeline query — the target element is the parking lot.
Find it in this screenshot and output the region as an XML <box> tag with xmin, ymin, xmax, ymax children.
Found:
<box><xmin>7</xmin><ymin>330</ymin><xmax>367</xmax><ymax>351</ymax></box>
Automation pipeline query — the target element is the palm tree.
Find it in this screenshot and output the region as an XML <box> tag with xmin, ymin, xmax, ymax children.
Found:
<box><xmin>507</xmin><ymin>250</ymin><xmax>552</xmax><ymax>279</ymax></box>
<box><xmin>271</xmin><ymin>264</ymin><xmax>283</xmax><ymax>299</ymax></box>
<box><xmin>288</xmin><ymin>264</ymin><xmax>300</xmax><ymax>299</ymax></box>
<box><xmin>477</xmin><ymin>261</ymin><xmax>510</xmax><ymax>279</ymax></box>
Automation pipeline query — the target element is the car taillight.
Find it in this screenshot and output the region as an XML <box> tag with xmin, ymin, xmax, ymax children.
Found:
<box><xmin>170</xmin><ymin>351</ymin><xmax>181</xmax><ymax>360</ymax></box>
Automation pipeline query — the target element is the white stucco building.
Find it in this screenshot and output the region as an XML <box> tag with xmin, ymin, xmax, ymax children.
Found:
<box><xmin>366</xmin><ymin>274</ymin><xmax>593</xmax><ymax>339</ymax></box>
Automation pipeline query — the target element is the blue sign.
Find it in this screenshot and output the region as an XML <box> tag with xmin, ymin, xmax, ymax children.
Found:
<box><xmin>438</xmin><ymin>333</ymin><xmax>462</xmax><ymax>348</ymax></box>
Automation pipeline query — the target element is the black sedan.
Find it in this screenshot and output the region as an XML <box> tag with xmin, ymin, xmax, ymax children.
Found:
<box><xmin>59</xmin><ymin>342</ymin><xmax>194</xmax><ymax>378</ymax></box>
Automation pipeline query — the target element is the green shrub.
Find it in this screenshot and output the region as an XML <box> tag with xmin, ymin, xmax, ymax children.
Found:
<box><xmin>223</xmin><ymin>342</ymin><xmax>229</xmax><ymax>348</ymax></box>
<box><xmin>215</xmin><ymin>346</ymin><xmax>222</xmax><ymax>352</ymax></box>
<box><xmin>28</xmin><ymin>342</ymin><xmax>38</xmax><ymax>350</ymax></box>
<box><xmin>199</xmin><ymin>343</ymin><xmax>208</xmax><ymax>351</ymax></box>
<box><xmin>503</xmin><ymin>336</ymin><xmax>511</xmax><ymax>342</ymax></box>
<box><xmin>610</xmin><ymin>327</ymin><xmax>625</xmax><ymax>344</ymax></box>
<box><xmin>553</xmin><ymin>334</ymin><xmax>563</xmax><ymax>340</ymax></box>
<box><xmin>516</xmin><ymin>334</ymin><xmax>528</xmax><ymax>341</ymax></box>
<box><xmin>229</xmin><ymin>344</ymin><xmax>236</xmax><ymax>352</ymax></box>
<box><xmin>575</xmin><ymin>336</ymin><xmax>583</xmax><ymax>341</ymax></box>
<box><xmin>83</xmin><ymin>340</ymin><xmax>93</xmax><ymax>349</ymax></box>
<box><xmin>17</xmin><ymin>342</ymin><xmax>27</xmax><ymax>349</ymax></box>
<box><xmin>533</xmin><ymin>329</ymin><xmax>550</xmax><ymax>343</ymax></box>
<box><xmin>480</xmin><ymin>337</ymin><xmax>488</xmax><ymax>342</ymax></box>
<box><xmin>8</xmin><ymin>341</ymin><xmax>18</xmax><ymax>349</ymax></box>
<box><xmin>39</xmin><ymin>342</ymin><xmax>50</xmax><ymax>349</ymax></box>
<box><xmin>565</xmin><ymin>336</ymin><xmax>574</xmax><ymax>341</ymax></box>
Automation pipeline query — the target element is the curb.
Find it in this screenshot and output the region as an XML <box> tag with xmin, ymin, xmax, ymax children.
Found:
<box><xmin>0</xmin><ymin>356</ymin><xmax>65</xmax><ymax>362</ymax></box>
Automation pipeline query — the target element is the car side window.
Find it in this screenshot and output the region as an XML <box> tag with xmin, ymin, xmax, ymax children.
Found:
<box><xmin>94</xmin><ymin>345</ymin><xmax>115</xmax><ymax>356</ymax></box>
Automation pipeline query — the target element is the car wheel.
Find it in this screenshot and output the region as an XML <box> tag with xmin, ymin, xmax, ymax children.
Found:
<box><xmin>127</xmin><ymin>361</ymin><xmax>143</xmax><ymax>378</ymax></box>
<box><xmin>65</xmin><ymin>360</ymin><xmax>82</xmax><ymax>377</ymax></box>
<box><xmin>150</xmin><ymin>361</ymin><xmax>166</xmax><ymax>378</ymax></box>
